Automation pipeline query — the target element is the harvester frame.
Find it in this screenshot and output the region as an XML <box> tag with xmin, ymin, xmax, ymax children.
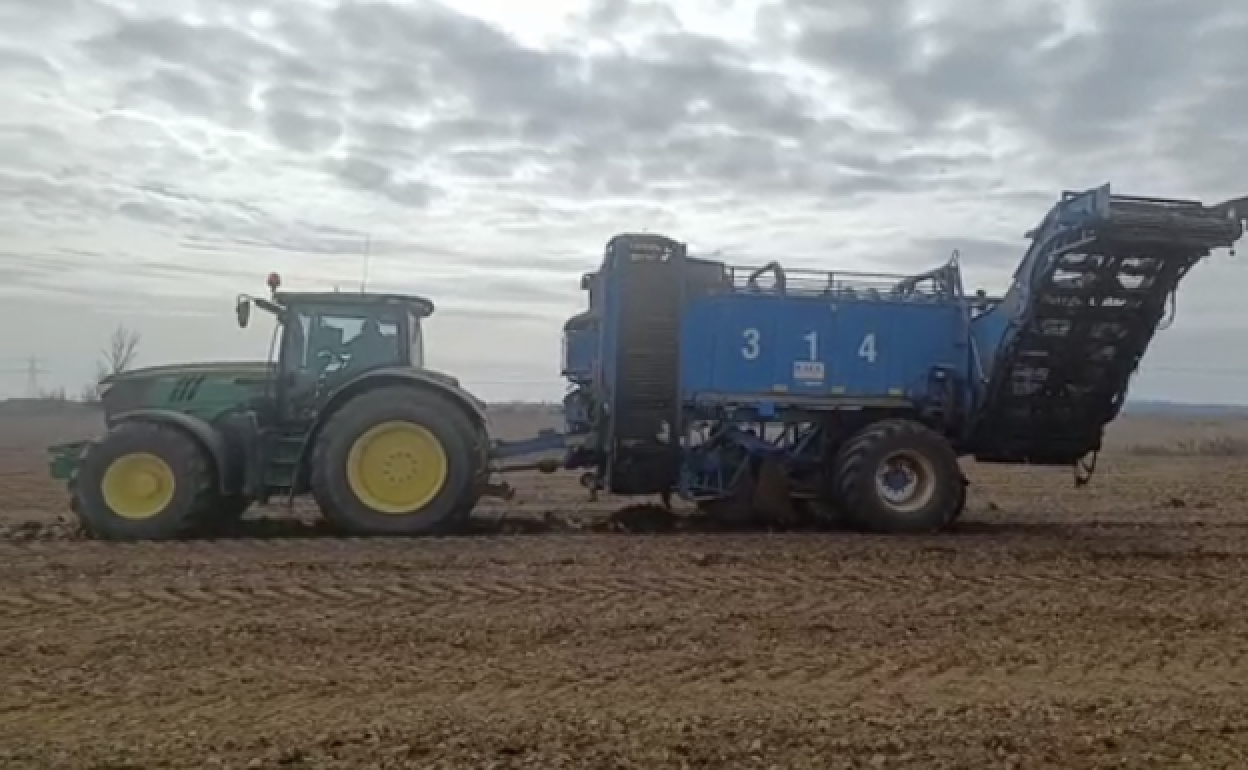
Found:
<box><xmin>555</xmin><ymin>184</ymin><xmax>1247</xmax><ymax>532</ymax></box>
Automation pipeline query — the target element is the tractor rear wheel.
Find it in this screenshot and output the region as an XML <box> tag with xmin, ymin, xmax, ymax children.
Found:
<box><xmin>452</xmin><ymin>424</ymin><xmax>491</xmax><ymax>520</ymax></box>
<box><xmin>72</xmin><ymin>421</ymin><xmax>216</xmax><ymax>540</ymax></box>
<box><xmin>833</xmin><ymin>418</ymin><xmax>962</xmax><ymax>534</ymax></box>
<box><xmin>453</xmin><ymin>491</ymin><xmax>483</xmax><ymax>520</ymax></box>
<box><xmin>310</xmin><ymin>386</ymin><xmax>480</xmax><ymax>536</ymax></box>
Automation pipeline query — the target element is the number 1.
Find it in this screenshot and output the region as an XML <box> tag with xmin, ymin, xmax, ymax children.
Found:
<box><xmin>803</xmin><ymin>331</ymin><xmax>818</xmax><ymax>361</ymax></box>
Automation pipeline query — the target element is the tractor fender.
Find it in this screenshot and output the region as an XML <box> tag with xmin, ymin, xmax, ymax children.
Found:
<box><xmin>292</xmin><ymin>368</ymin><xmax>490</xmax><ymax>493</ymax></box>
<box><xmin>108</xmin><ymin>409</ymin><xmax>234</xmax><ymax>493</ymax></box>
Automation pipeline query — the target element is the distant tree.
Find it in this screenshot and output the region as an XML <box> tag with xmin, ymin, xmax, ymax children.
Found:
<box><xmin>37</xmin><ymin>387</ymin><xmax>67</xmax><ymax>402</ymax></box>
<box><xmin>82</xmin><ymin>325</ymin><xmax>141</xmax><ymax>402</ymax></box>
<box><xmin>102</xmin><ymin>325</ymin><xmax>141</xmax><ymax>376</ymax></box>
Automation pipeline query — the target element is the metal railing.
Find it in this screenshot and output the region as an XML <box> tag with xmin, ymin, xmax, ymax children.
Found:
<box><xmin>722</xmin><ymin>261</ymin><xmax>959</xmax><ymax>301</ymax></box>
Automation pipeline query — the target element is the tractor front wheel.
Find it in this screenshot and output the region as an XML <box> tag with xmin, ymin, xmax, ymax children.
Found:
<box><xmin>72</xmin><ymin>421</ymin><xmax>216</xmax><ymax>540</ymax></box>
<box><xmin>310</xmin><ymin>386</ymin><xmax>480</xmax><ymax>536</ymax></box>
<box><xmin>833</xmin><ymin>419</ymin><xmax>962</xmax><ymax>534</ymax></box>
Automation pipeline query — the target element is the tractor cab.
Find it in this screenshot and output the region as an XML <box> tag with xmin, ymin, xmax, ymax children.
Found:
<box><xmin>273</xmin><ymin>290</ymin><xmax>431</xmax><ymax>375</ymax></box>
<box><xmin>236</xmin><ymin>273</ymin><xmax>435</xmax><ymax>415</ymax></box>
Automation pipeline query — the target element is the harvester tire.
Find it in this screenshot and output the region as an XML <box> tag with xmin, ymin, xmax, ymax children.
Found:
<box><xmin>949</xmin><ymin>477</ymin><xmax>968</xmax><ymax>525</ymax></box>
<box><xmin>833</xmin><ymin>418</ymin><xmax>961</xmax><ymax>534</ymax></box>
<box><xmin>72</xmin><ymin>421</ymin><xmax>216</xmax><ymax>541</ymax></box>
<box><xmin>310</xmin><ymin>385</ymin><xmax>479</xmax><ymax>536</ymax></box>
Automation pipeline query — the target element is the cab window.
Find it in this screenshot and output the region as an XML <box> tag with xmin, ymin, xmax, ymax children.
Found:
<box><xmin>289</xmin><ymin>308</ymin><xmax>404</xmax><ymax>374</ymax></box>
<box><xmin>408</xmin><ymin>312</ymin><xmax>425</xmax><ymax>368</ymax></box>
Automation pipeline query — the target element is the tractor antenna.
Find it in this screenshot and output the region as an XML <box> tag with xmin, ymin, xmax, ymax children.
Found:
<box><xmin>360</xmin><ymin>234</ymin><xmax>372</xmax><ymax>293</ymax></box>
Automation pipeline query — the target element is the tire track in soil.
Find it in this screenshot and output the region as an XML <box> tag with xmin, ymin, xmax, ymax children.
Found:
<box><xmin>4</xmin><ymin>586</ymin><xmax>1244</xmax><ymax>716</ymax></box>
<box><xmin>6</xmin><ymin>653</ymin><xmax>1240</xmax><ymax>739</ymax></box>
<box><xmin>3</xmin><ymin>625</ymin><xmax>1244</xmax><ymax>762</ymax></box>
<box><xmin>5</xmin><ymin>512</ymin><xmax>1248</xmax><ymax>766</ymax></box>
<box><xmin>2</xmin><ymin>558</ymin><xmax>1245</xmax><ymax>620</ymax></box>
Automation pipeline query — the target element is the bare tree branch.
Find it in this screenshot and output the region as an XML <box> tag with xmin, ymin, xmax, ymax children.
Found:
<box><xmin>82</xmin><ymin>325</ymin><xmax>141</xmax><ymax>402</ymax></box>
<box><xmin>102</xmin><ymin>325</ymin><xmax>141</xmax><ymax>376</ymax></box>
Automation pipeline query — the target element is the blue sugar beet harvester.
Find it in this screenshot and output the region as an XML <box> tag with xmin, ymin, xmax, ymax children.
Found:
<box><xmin>542</xmin><ymin>184</ymin><xmax>1247</xmax><ymax>532</ymax></box>
<box><xmin>44</xmin><ymin>183</ymin><xmax>1247</xmax><ymax>540</ymax></box>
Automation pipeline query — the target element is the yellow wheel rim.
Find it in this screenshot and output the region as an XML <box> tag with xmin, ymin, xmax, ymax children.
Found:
<box><xmin>100</xmin><ymin>452</ymin><xmax>176</xmax><ymax>520</ymax></box>
<box><xmin>346</xmin><ymin>420</ymin><xmax>449</xmax><ymax>514</ymax></box>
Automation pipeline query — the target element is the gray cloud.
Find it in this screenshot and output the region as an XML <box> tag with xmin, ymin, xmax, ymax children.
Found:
<box><xmin>782</xmin><ymin>0</ymin><xmax>1248</xmax><ymax>195</ymax></box>
<box><xmin>0</xmin><ymin>0</ymin><xmax>1246</xmax><ymax>401</ymax></box>
<box><xmin>120</xmin><ymin>67</ymin><xmax>255</xmax><ymax>130</ymax></box>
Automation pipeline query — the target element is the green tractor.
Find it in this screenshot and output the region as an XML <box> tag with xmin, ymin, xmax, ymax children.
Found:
<box><xmin>47</xmin><ymin>273</ymin><xmax>498</xmax><ymax>540</ymax></box>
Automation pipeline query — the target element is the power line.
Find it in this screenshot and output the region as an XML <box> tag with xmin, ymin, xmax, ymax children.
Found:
<box><xmin>0</xmin><ymin>356</ymin><xmax>48</xmax><ymax>396</ymax></box>
<box><xmin>24</xmin><ymin>356</ymin><xmax>45</xmax><ymax>398</ymax></box>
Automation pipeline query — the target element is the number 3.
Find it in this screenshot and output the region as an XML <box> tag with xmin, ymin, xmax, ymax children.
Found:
<box><xmin>858</xmin><ymin>333</ymin><xmax>877</xmax><ymax>363</ymax></box>
<box><xmin>741</xmin><ymin>328</ymin><xmax>760</xmax><ymax>360</ymax></box>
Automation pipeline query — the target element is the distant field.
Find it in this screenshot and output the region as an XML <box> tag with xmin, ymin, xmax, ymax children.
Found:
<box><xmin>4</xmin><ymin>398</ymin><xmax>1247</xmax><ymax>451</ymax></box>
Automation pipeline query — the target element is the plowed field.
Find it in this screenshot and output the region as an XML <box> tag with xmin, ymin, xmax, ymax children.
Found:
<box><xmin>3</xmin><ymin>408</ymin><xmax>1248</xmax><ymax>768</ymax></box>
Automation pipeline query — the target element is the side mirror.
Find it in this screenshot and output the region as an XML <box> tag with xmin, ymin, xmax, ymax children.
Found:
<box><xmin>235</xmin><ymin>296</ymin><xmax>251</xmax><ymax>328</ymax></box>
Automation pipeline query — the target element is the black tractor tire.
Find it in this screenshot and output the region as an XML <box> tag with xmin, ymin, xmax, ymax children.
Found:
<box><xmin>453</xmin><ymin>491</ymin><xmax>483</xmax><ymax>520</ymax></box>
<box><xmin>72</xmin><ymin>421</ymin><xmax>216</xmax><ymax>541</ymax></box>
<box><xmin>833</xmin><ymin>418</ymin><xmax>962</xmax><ymax>534</ymax></box>
<box><xmin>451</xmin><ymin>424</ymin><xmax>491</xmax><ymax>521</ymax></box>
<box><xmin>309</xmin><ymin>386</ymin><xmax>481</xmax><ymax>536</ymax></box>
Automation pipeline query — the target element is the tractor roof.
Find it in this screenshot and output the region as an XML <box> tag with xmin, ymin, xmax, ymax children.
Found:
<box><xmin>274</xmin><ymin>291</ymin><xmax>435</xmax><ymax>318</ymax></box>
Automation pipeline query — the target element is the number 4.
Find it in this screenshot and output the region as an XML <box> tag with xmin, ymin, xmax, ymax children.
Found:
<box><xmin>858</xmin><ymin>333</ymin><xmax>877</xmax><ymax>363</ymax></box>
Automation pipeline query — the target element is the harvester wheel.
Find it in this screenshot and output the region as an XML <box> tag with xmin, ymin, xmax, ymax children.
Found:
<box><xmin>833</xmin><ymin>418</ymin><xmax>961</xmax><ymax>534</ymax></box>
<box><xmin>310</xmin><ymin>386</ymin><xmax>480</xmax><ymax>535</ymax></box>
<box><xmin>72</xmin><ymin>421</ymin><xmax>215</xmax><ymax>540</ymax></box>
<box><xmin>948</xmin><ymin>477</ymin><xmax>968</xmax><ymax>525</ymax></box>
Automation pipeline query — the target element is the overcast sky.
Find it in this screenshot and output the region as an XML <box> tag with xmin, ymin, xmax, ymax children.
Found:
<box><xmin>1</xmin><ymin>0</ymin><xmax>1246</xmax><ymax>403</ymax></box>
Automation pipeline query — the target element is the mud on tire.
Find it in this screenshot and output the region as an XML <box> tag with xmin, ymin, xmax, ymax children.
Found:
<box><xmin>833</xmin><ymin>418</ymin><xmax>963</xmax><ymax>534</ymax></box>
<box><xmin>310</xmin><ymin>385</ymin><xmax>480</xmax><ymax>536</ymax></box>
<box><xmin>73</xmin><ymin>421</ymin><xmax>216</xmax><ymax>541</ymax></box>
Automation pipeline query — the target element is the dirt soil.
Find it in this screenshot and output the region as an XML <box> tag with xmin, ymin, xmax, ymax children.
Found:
<box><xmin>2</xmin><ymin>408</ymin><xmax>1248</xmax><ymax>768</ymax></box>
